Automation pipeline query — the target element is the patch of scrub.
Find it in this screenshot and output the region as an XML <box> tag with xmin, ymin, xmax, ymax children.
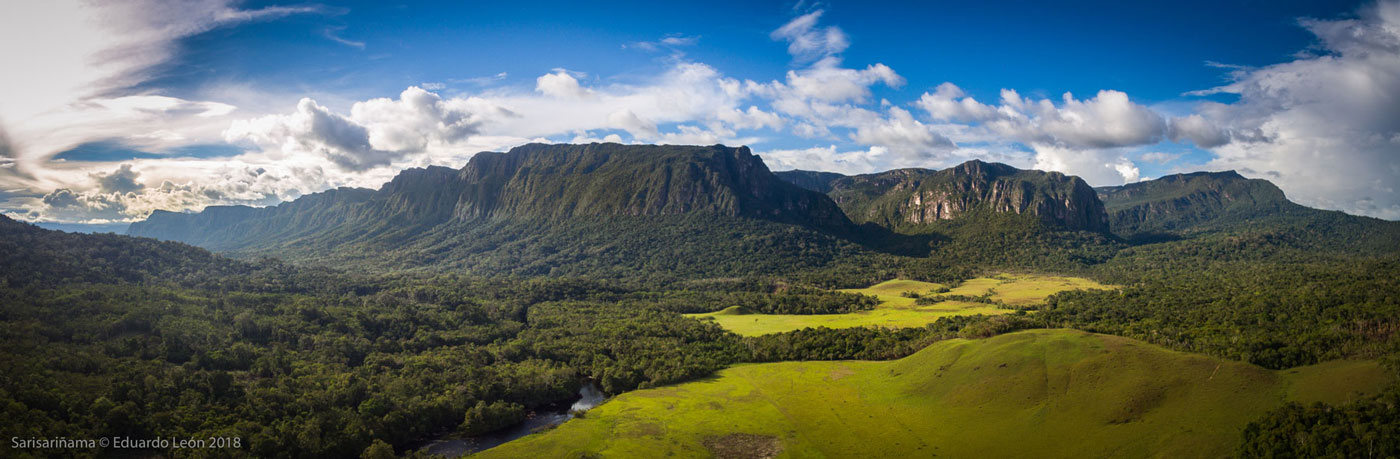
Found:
<box><xmin>703</xmin><ymin>433</ymin><xmax>783</xmax><ymax>459</ymax></box>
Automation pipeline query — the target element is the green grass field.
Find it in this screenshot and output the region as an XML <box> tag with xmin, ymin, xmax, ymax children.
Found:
<box><xmin>477</xmin><ymin>329</ymin><xmax>1394</xmax><ymax>458</ymax></box>
<box><xmin>687</xmin><ymin>274</ymin><xmax>1113</xmax><ymax>336</ymax></box>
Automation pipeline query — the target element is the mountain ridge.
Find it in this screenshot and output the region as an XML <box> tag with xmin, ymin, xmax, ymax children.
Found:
<box><xmin>130</xmin><ymin>144</ymin><xmax>856</xmax><ymax>240</ymax></box>
<box><xmin>803</xmin><ymin>160</ymin><xmax>1110</xmax><ymax>233</ymax></box>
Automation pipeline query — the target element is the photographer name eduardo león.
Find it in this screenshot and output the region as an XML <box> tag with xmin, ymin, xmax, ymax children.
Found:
<box><xmin>11</xmin><ymin>436</ymin><xmax>241</xmax><ymax>449</ymax></box>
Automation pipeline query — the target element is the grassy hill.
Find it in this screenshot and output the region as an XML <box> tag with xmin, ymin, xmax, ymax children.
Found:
<box><xmin>477</xmin><ymin>329</ymin><xmax>1393</xmax><ymax>458</ymax></box>
<box><xmin>689</xmin><ymin>274</ymin><xmax>1112</xmax><ymax>336</ymax></box>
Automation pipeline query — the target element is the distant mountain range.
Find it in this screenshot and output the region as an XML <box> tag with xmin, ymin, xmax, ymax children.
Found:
<box><xmin>125</xmin><ymin>143</ymin><xmax>1399</xmax><ymax>271</ymax></box>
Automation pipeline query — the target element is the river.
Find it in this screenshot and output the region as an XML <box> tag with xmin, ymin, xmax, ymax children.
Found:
<box><xmin>417</xmin><ymin>382</ymin><xmax>606</xmax><ymax>457</ymax></box>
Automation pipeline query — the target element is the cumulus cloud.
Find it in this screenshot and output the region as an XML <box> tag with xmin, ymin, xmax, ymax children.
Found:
<box><xmin>849</xmin><ymin>107</ymin><xmax>955</xmax><ymax>158</ymax></box>
<box><xmin>92</xmin><ymin>164</ymin><xmax>144</xmax><ymax>193</ymax></box>
<box><xmin>351</xmin><ymin>86</ymin><xmax>484</xmax><ymax>153</ymax></box>
<box><xmin>913</xmin><ymin>82</ymin><xmax>1164</xmax><ymax>184</ymax></box>
<box><xmin>1183</xmin><ymin>0</ymin><xmax>1400</xmax><ymax>218</ymax></box>
<box><xmin>919</xmin><ymin>84</ymin><xmax>1166</xmax><ymax>149</ymax></box>
<box><xmin>21</xmin><ymin>160</ymin><xmax>332</xmax><ymax>223</ymax></box>
<box><xmin>917</xmin><ymin>83</ymin><xmax>998</xmax><ymax>123</ymax></box>
<box><xmin>536</xmin><ymin>70</ymin><xmax>593</xmax><ymax>99</ymax></box>
<box><xmin>226</xmin><ymin>98</ymin><xmax>393</xmax><ymax>171</ymax></box>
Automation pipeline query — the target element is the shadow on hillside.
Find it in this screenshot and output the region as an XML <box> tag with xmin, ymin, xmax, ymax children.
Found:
<box><xmin>1118</xmin><ymin>231</ymin><xmax>1184</xmax><ymax>245</ymax></box>
<box><xmin>848</xmin><ymin>223</ymin><xmax>948</xmax><ymax>257</ymax></box>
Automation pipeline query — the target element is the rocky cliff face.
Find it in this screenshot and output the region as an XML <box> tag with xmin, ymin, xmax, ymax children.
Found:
<box><xmin>824</xmin><ymin>160</ymin><xmax>1110</xmax><ymax>233</ymax></box>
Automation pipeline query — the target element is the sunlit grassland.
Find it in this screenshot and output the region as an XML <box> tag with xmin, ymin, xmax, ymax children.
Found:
<box><xmin>477</xmin><ymin>329</ymin><xmax>1393</xmax><ymax>458</ymax></box>
<box><xmin>687</xmin><ymin>274</ymin><xmax>1114</xmax><ymax>336</ymax></box>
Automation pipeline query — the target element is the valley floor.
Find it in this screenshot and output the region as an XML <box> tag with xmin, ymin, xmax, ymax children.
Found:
<box><xmin>688</xmin><ymin>274</ymin><xmax>1112</xmax><ymax>336</ymax></box>
<box><xmin>476</xmin><ymin>329</ymin><xmax>1391</xmax><ymax>458</ymax></box>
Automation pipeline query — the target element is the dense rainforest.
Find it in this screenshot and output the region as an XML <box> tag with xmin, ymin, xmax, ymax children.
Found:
<box><xmin>5</xmin><ymin>144</ymin><xmax>1399</xmax><ymax>457</ymax></box>
<box><xmin>5</xmin><ymin>210</ymin><xmax>1398</xmax><ymax>458</ymax></box>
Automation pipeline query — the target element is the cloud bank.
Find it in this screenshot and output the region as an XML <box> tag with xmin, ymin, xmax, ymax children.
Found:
<box><xmin>2</xmin><ymin>2</ymin><xmax>1398</xmax><ymax>222</ymax></box>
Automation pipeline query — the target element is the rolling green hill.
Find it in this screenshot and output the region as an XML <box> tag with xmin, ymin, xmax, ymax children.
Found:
<box><xmin>477</xmin><ymin>329</ymin><xmax>1393</xmax><ymax>459</ymax></box>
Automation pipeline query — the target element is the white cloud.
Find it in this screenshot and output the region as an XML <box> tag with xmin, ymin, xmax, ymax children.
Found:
<box><xmin>917</xmin><ymin>83</ymin><xmax>998</xmax><ymax>122</ymax></box>
<box><xmin>0</xmin><ymin>0</ymin><xmax>320</xmax><ymax>208</ymax></box>
<box><xmin>226</xmin><ymin>98</ymin><xmax>393</xmax><ymax>171</ymax></box>
<box><xmin>8</xmin><ymin>1</ymin><xmax>1399</xmax><ymax>222</ymax></box>
<box><xmin>1166</xmin><ymin>114</ymin><xmax>1230</xmax><ymax>148</ymax></box>
<box><xmin>919</xmin><ymin>84</ymin><xmax>1166</xmax><ymax>149</ymax></box>
<box><xmin>782</xmin><ymin>60</ymin><xmax>904</xmax><ymax>104</ymax></box>
<box><xmin>536</xmin><ymin>70</ymin><xmax>593</xmax><ymax>99</ymax></box>
<box><xmin>1138</xmin><ymin>151</ymin><xmax>1183</xmax><ymax>164</ymax></box>
<box><xmin>351</xmin><ymin>86</ymin><xmax>484</xmax><ymax>153</ymax></box>
<box><xmin>23</xmin><ymin>159</ymin><xmax>333</xmax><ymax>223</ymax></box>
<box><xmin>849</xmin><ymin>107</ymin><xmax>955</xmax><ymax>158</ymax></box>
<box><xmin>1184</xmin><ymin>0</ymin><xmax>1400</xmax><ymax>219</ymax></box>
<box><xmin>660</xmin><ymin>35</ymin><xmax>699</xmax><ymax>46</ymax></box>
<box><xmin>760</xmin><ymin>145</ymin><xmax>888</xmax><ymax>175</ymax></box>
<box><xmin>771</xmin><ymin>10</ymin><xmax>849</xmax><ymax>63</ymax></box>
<box><xmin>912</xmin><ymin>83</ymin><xmax>1164</xmax><ymax>185</ymax></box>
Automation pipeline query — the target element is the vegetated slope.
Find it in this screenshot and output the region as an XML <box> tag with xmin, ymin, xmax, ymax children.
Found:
<box><xmin>128</xmin><ymin>144</ymin><xmax>866</xmax><ymax>276</ymax></box>
<box><xmin>1096</xmin><ymin>171</ymin><xmax>1287</xmax><ymax>235</ymax></box>
<box><xmin>133</xmin><ymin>186</ymin><xmax>376</xmax><ymax>251</ymax></box>
<box><xmin>0</xmin><ymin>214</ymin><xmax>251</xmax><ymax>287</ymax></box>
<box><xmin>478</xmin><ymin>330</ymin><xmax>1393</xmax><ymax>459</ymax></box>
<box><xmin>1096</xmin><ymin>171</ymin><xmax>1400</xmax><ymax>250</ymax></box>
<box><xmin>819</xmin><ymin>159</ymin><xmax>1109</xmax><ymax>233</ymax></box>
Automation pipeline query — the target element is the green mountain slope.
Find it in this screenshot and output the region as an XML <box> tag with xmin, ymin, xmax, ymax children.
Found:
<box><xmin>821</xmin><ymin>160</ymin><xmax>1109</xmax><ymax>233</ymax></box>
<box><xmin>133</xmin><ymin>186</ymin><xmax>376</xmax><ymax>251</ymax></box>
<box><xmin>1096</xmin><ymin>171</ymin><xmax>1400</xmax><ymax>251</ymax></box>
<box><xmin>0</xmin><ymin>214</ymin><xmax>251</xmax><ymax>287</ymax></box>
<box><xmin>478</xmin><ymin>329</ymin><xmax>1393</xmax><ymax>459</ymax></box>
<box><xmin>1097</xmin><ymin>171</ymin><xmax>1292</xmax><ymax>235</ymax></box>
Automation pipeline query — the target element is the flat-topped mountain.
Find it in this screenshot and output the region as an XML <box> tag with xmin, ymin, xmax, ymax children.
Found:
<box><xmin>1095</xmin><ymin>171</ymin><xmax>1291</xmax><ymax>235</ymax></box>
<box><xmin>785</xmin><ymin>160</ymin><xmax>1109</xmax><ymax>233</ymax></box>
<box><xmin>444</xmin><ymin>143</ymin><xmax>851</xmax><ymax>226</ymax></box>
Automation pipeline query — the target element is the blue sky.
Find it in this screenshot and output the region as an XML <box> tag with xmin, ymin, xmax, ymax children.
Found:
<box><xmin>2</xmin><ymin>0</ymin><xmax>1397</xmax><ymax>223</ymax></box>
